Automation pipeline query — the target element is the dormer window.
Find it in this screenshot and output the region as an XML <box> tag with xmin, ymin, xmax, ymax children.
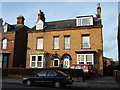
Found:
<box><xmin>36</xmin><ymin>20</ymin><xmax>44</xmax><ymax>30</ymax></box>
<box><xmin>76</xmin><ymin>16</ymin><xmax>93</xmax><ymax>26</ymax></box>
<box><xmin>3</xmin><ymin>23</ymin><xmax>8</xmax><ymax>32</ymax></box>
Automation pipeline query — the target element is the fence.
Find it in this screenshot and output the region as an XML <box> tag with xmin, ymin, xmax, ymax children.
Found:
<box><xmin>114</xmin><ymin>70</ymin><xmax>120</xmax><ymax>82</ymax></box>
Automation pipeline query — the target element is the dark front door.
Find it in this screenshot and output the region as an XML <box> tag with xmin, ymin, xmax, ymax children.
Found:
<box><xmin>2</xmin><ymin>54</ymin><xmax>9</xmax><ymax>69</ymax></box>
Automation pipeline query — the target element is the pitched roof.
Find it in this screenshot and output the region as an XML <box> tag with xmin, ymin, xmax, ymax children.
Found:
<box><xmin>31</xmin><ymin>16</ymin><xmax>101</xmax><ymax>31</ymax></box>
<box><xmin>1</xmin><ymin>23</ymin><xmax>29</xmax><ymax>33</ymax></box>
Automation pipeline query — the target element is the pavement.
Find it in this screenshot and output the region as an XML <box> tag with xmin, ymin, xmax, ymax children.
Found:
<box><xmin>1</xmin><ymin>76</ymin><xmax>120</xmax><ymax>89</ymax></box>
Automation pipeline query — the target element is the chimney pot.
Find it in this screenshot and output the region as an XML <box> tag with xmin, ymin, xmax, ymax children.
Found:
<box><xmin>17</xmin><ymin>16</ymin><xmax>25</xmax><ymax>25</ymax></box>
<box><xmin>97</xmin><ymin>3</ymin><xmax>101</xmax><ymax>19</ymax></box>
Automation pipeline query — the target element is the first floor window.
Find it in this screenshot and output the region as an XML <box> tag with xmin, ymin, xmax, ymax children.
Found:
<box><xmin>53</xmin><ymin>37</ymin><xmax>59</xmax><ymax>49</ymax></box>
<box><xmin>64</xmin><ymin>36</ymin><xmax>70</xmax><ymax>49</ymax></box>
<box><xmin>82</xmin><ymin>35</ymin><xmax>90</xmax><ymax>49</ymax></box>
<box><xmin>2</xmin><ymin>39</ymin><xmax>7</xmax><ymax>49</ymax></box>
<box><xmin>53</xmin><ymin>58</ymin><xmax>59</xmax><ymax>67</ymax></box>
<box><xmin>30</xmin><ymin>55</ymin><xmax>43</xmax><ymax>68</ymax></box>
<box><xmin>77</xmin><ymin>54</ymin><xmax>94</xmax><ymax>65</ymax></box>
<box><xmin>36</xmin><ymin>38</ymin><xmax>43</xmax><ymax>50</ymax></box>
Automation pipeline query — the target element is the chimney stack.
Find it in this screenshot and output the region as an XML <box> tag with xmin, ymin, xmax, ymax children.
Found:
<box><xmin>37</xmin><ymin>10</ymin><xmax>45</xmax><ymax>22</ymax></box>
<box><xmin>17</xmin><ymin>16</ymin><xmax>25</xmax><ymax>25</ymax></box>
<box><xmin>97</xmin><ymin>3</ymin><xmax>101</xmax><ymax>19</ymax></box>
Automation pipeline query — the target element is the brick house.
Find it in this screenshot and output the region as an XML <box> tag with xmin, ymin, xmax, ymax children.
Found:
<box><xmin>26</xmin><ymin>3</ymin><xmax>103</xmax><ymax>75</ymax></box>
<box><xmin>0</xmin><ymin>16</ymin><xmax>29</xmax><ymax>68</ymax></box>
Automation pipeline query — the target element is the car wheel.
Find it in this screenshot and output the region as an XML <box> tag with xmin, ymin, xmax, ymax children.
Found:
<box><xmin>25</xmin><ymin>80</ymin><xmax>32</xmax><ymax>86</ymax></box>
<box><xmin>54</xmin><ymin>81</ymin><xmax>61</xmax><ymax>88</ymax></box>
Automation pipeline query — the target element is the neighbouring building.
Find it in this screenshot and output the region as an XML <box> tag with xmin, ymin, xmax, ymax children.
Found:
<box><xmin>0</xmin><ymin>16</ymin><xmax>29</xmax><ymax>68</ymax></box>
<box><xmin>103</xmin><ymin>57</ymin><xmax>115</xmax><ymax>67</ymax></box>
<box><xmin>26</xmin><ymin>3</ymin><xmax>103</xmax><ymax>75</ymax></box>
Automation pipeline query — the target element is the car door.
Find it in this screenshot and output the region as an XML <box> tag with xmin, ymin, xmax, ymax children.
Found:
<box><xmin>45</xmin><ymin>71</ymin><xmax>56</xmax><ymax>84</ymax></box>
<box><xmin>34</xmin><ymin>70</ymin><xmax>47</xmax><ymax>84</ymax></box>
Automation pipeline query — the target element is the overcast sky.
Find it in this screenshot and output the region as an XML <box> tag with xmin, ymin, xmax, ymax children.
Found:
<box><xmin>1</xmin><ymin>1</ymin><xmax>119</xmax><ymax>61</ymax></box>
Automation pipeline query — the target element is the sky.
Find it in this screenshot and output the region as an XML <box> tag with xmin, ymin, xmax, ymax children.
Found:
<box><xmin>1</xmin><ymin>1</ymin><xmax>119</xmax><ymax>61</ymax></box>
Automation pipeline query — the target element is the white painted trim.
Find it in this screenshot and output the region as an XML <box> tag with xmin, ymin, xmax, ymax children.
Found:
<box><xmin>77</xmin><ymin>54</ymin><xmax>94</xmax><ymax>65</ymax></box>
<box><xmin>30</xmin><ymin>54</ymin><xmax>44</xmax><ymax>68</ymax></box>
<box><xmin>53</xmin><ymin>58</ymin><xmax>59</xmax><ymax>67</ymax></box>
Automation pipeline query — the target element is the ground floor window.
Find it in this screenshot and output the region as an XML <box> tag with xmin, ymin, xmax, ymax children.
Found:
<box><xmin>53</xmin><ymin>58</ymin><xmax>59</xmax><ymax>67</ymax></box>
<box><xmin>77</xmin><ymin>54</ymin><xmax>94</xmax><ymax>65</ymax></box>
<box><xmin>30</xmin><ymin>55</ymin><xmax>43</xmax><ymax>68</ymax></box>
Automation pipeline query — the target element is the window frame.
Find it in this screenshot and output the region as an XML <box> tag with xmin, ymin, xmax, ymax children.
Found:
<box><xmin>64</xmin><ymin>35</ymin><xmax>70</xmax><ymax>50</ymax></box>
<box><xmin>76</xmin><ymin>16</ymin><xmax>93</xmax><ymax>26</ymax></box>
<box><xmin>36</xmin><ymin>38</ymin><xmax>43</xmax><ymax>50</ymax></box>
<box><xmin>81</xmin><ymin>35</ymin><xmax>90</xmax><ymax>49</ymax></box>
<box><xmin>53</xmin><ymin>58</ymin><xmax>59</xmax><ymax>67</ymax></box>
<box><xmin>53</xmin><ymin>36</ymin><xmax>59</xmax><ymax>50</ymax></box>
<box><xmin>2</xmin><ymin>38</ymin><xmax>7</xmax><ymax>49</ymax></box>
<box><xmin>30</xmin><ymin>55</ymin><xmax>44</xmax><ymax>68</ymax></box>
<box><xmin>77</xmin><ymin>54</ymin><xmax>94</xmax><ymax>65</ymax></box>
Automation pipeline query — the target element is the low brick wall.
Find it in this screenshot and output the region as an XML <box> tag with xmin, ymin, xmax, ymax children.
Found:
<box><xmin>2</xmin><ymin>68</ymin><xmax>84</xmax><ymax>82</ymax></box>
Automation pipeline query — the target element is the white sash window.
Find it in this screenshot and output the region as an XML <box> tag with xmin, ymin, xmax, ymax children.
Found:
<box><xmin>64</xmin><ymin>36</ymin><xmax>70</xmax><ymax>49</ymax></box>
<box><xmin>82</xmin><ymin>35</ymin><xmax>90</xmax><ymax>48</ymax></box>
<box><xmin>77</xmin><ymin>54</ymin><xmax>94</xmax><ymax>65</ymax></box>
<box><xmin>37</xmin><ymin>38</ymin><xmax>43</xmax><ymax>50</ymax></box>
<box><xmin>54</xmin><ymin>37</ymin><xmax>59</xmax><ymax>49</ymax></box>
<box><xmin>30</xmin><ymin>55</ymin><xmax>43</xmax><ymax>68</ymax></box>
<box><xmin>2</xmin><ymin>39</ymin><xmax>7</xmax><ymax>49</ymax></box>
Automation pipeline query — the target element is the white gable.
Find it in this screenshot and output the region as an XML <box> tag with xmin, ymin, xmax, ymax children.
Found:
<box><xmin>3</xmin><ymin>23</ymin><xmax>8</xmax><ymax>32</ymax></box>
<box><xmin>36</xmin><ymin>20</ymin><xmax>44</xmax><ymax>30</ymax></box>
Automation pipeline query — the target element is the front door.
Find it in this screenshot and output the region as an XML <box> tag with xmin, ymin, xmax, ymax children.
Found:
<box><xmin>2</xmin><ymin>55</ymin><xmax>8</xmax><ymax>69</ymax></box>
<box><xmin>63</xmin><ymin>56</ymin><xmax>70</xmax><ymax>68</ymax></box>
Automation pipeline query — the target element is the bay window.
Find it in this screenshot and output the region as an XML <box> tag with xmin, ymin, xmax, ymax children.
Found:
<box><xmin>77</xmin><ymin>54</ymin><xmax>94</xmax><ymax>65</ymax></box>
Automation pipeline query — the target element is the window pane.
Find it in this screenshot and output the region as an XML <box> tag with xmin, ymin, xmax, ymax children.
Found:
<box><xmin>37</xmin><ymin>71</ymin><xmax>47</xmax><ymax>76</ymax></box>
<box><xmin>82</xmin><ymin>36</ymin><xmax>90</xmax><ymax>48</ymax></box>
<box><xmin>47</xmin><ymin>71</ymin><xmax>56</xmax><ymax>76</ymax></box>
<box><xmin>86</xmin><ymin>55</ymin><xmax>92</xmax><ymax>61</ymax></box>
<box><xmin>79</xmin><ymin>62</ymin><xmax>84</xmax><ymax>64</ymax></box>
<box><xmin>2</xmin><ymin>39</ymin><xmax>7</xmax><ymax>49</ymax></box>
<box><xmin>86</xmin><ymin>62</ymin><xmax>92</xmax><ymax>64</ymax></box>
<box><xmin>38</xmin><ymin>56</ymin><xmax>42</xmax><ymax>61</ymax></box>
<box><xmin>75</xmin><ymin>65</ymin><xmax>81</xmax><ymax>69</ymax></box>
<box><xmin>64</xmin><ymin>36</ymin><xmax>70</xmax><ymax>49</ymax></box>
<box><xmin>37</xmin><ymin>38</ymin><xmax>43</xmax><ymax>49</ymax></box>
<box><xmin>37</xmin><ymin>62</ymin><xmax>42</xmax><ymax>67</ymax></box>
<box><xmin>54</xmin><ymin>37</ymin><xmax>59</xmax><ymax>49</ymax></box>
<box><xmin>70</xmin><ymin>65</ymin><xmax>75</xmax><ymax>69</ymax></box>
<box><xmin>81</xmin><ymin>65</ymin><xmax>86</xmax><ymax>69</ymax></box>
<box><xmin>31</xmin><ymin>62</ymin><xmax>35</xmax><ymax>67</ymax></box>
<box><xmin>32</xmin><ymin>56</ymin><xmax>36</xmax><ymax>61</ymax></box>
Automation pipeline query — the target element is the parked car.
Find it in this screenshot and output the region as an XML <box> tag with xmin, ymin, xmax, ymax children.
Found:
<box><xmin>69</xmin><ymin>64</ymin><xmax>93</xmax><ymax>77</ymax></box>
<box><xmin>22</xmin><ymin>70</ymin><xmax>73</xmax><ymax>88</ymax></box>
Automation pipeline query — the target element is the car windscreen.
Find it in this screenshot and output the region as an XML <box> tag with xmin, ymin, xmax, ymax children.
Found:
<box><xmin>75</xmin><ymin>65</ymin><xmax>86</xmax><ymax>69</ymax></box>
